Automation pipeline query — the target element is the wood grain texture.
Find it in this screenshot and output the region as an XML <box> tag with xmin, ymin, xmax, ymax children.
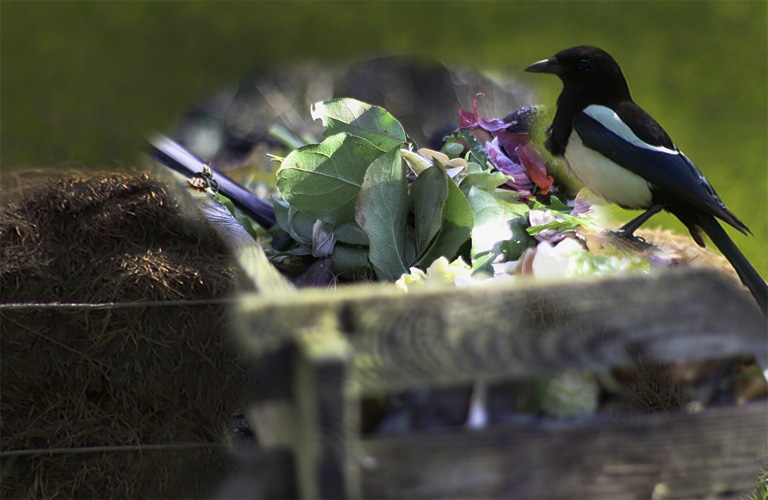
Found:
<box><xmin>238</xmin><ymin>268</ymin><xmax>766</xmax><ymax>396</ymax></box>
<box><xmin>158</xmin><ymin>168</ymin><xmax>295</xmax><ymax>295</ymax></box>
<box><xmin>293</xmin><ymin>328</ymin><xmax>359</xmax><ymax>499</ymax></box>
<box><xmin>212</xmin><ymin>446</ymin><xmax>295</xmax><ymax>500</ymax></box>
<box><xmin>360</xmin><ymin>401</ymin><xmax>768</xmax><ymax>499</ymax></box>
<box><xmin>234</xmin><ymin>256</ymin><xmax>766</xmax><ymax>499</ymax></box>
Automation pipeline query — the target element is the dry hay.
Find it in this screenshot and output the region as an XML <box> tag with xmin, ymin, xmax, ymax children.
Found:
<box><xmin>636</xmin><ymin>227</ymin><xmax>737</xmax><ymax>275</ymax></box>
<box><xmin>1</xmin><ymin>170</ymin><xmax>251</xmax><ymax>498</ymax></box>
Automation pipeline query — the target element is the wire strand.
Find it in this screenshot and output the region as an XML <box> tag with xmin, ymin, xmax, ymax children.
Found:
<box><xmin>0</xmin><ymin>298</ymin><xmax>237</xmax><ymax>311</ymax></box>
<box><xmin>0</xmin><ymin>442</ymin><xmax>227</xmax><ymax>457</ymax></box>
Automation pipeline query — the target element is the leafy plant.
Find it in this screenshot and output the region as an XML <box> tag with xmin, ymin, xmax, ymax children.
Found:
<box><xmin>271</xmin><ymin>98</ymin><xmax>484</xmax><ymax>281</ymax></box>
<box><xmin>276</xmin><ymin>133</ymin><xmax>384</xmax><ymax>225</ymax></box>
<box><xmin>266</xmin><ymin>95</ymin><xmax>652</xmax><ymax>284</ymax></box>
<box><xmin>411</xmin><ymin>159</ymin><xmax>473</xmax><ymax>268</ymax></box>
<box><xmin>356</xmin><ymin>146</ymin><xmax>410</xmax><ymax>280</ymax></box>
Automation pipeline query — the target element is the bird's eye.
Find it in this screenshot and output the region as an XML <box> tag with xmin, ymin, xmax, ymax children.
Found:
<box><xmin>577</xmin><ymin>58</ymin><xmax>594</xmax><ymax>72</ymax></box>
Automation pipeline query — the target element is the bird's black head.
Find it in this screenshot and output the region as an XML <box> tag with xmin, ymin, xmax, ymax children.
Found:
<box><xmin>525</xmin><ymin>45</ymin><xmax>631</xmax><ymax>103</ymax></box>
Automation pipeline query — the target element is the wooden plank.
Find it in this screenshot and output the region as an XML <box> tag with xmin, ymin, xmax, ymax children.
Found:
<box><xmin>238</xmin><ymin>269</ymin><xmax>766</xmax><ymax>396</ymax></box>
<box><xmin>292</xmin><ymin>327</ymin><xmax>360</xmax><ymax>499</ymax></box>
<box><xmin>156</xmin><ymin>165</ymin><xmax>295</xmax><ymax>295</ymax></box>
<box><xmin>360</xmin><ymin>400</ymin><xmax>768</xmax><ymax>499</ymax></box>
<box><xmin>212</xmin><ymin>446</ymin><xmax>296</xmax><ymax>499</ymax></box>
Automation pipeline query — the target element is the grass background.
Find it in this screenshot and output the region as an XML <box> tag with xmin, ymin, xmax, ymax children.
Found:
<box><xmin>2</xmin><ymin>0</ymin><xmax>766</xmax><ymax>276</ymax></box>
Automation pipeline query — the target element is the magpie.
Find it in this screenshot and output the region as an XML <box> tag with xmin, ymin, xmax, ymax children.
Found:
<box><xmin>525</xmin><ymin>45</ymin><xmax>767</xmax><ymax>315</ymax></box>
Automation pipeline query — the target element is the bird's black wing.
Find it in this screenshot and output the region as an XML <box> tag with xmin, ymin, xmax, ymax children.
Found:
<box><xmin>572</xmin><ymin>110</ymin><xmax>748</xmax><ymax>234</ymax></box>
<box><xmin>613</xmin><ymin>101</ymin><xmax>676</xmax><ymax>149</ymax></box>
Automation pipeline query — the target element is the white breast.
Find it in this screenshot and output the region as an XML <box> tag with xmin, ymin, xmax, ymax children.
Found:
<box><xmin>563</xmin><ymin>131</ymin><xmax>653</xmax><ymax>209</ymax></box>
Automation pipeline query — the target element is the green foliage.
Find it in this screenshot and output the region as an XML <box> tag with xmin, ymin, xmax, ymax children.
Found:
<box><xmin>334</xmin><ymin>223</ymin><xmax>369</xmax><ymax>246</ymax></box>
<box><xmin>276</xmin><ymin>133</ymin><xmax>384</xmax><ymax>225</ymax></box>
<box><xmin>449</xmin><ymin>129</ymin><xmax>489</xmax><ymax>167</ymax></box>
<box><xmin>4</xmin><ymin>1</ymin><xmax>765</xmax><ymax>275</ymax></box>
<box><xmin>311</xmin><ymin>98</ymin><xmax>407</xmax><ymax>150</ymax></box>
<box><xmin>466</xmin><ymin>187</ymin><xmax>532</xmax><ymax>273</ymax></box>
<box><xmin>414</xmin><ymin>161</ymin><xmax>473</xmax><ymax>267</ymax></box>
<box><xmin>272</xmin><ymin>199</ymin><xmax>315</xmax><ymax>245</ymax></box>
<box><xmin>270</xmin><ymin>95</ymin><xmax>744</xmax><ymax>285</ymax></box>
<box><xmin>272</xmin><ymin>98</ymin><xmax>479</xmax><ymax>281</ymax></box>
<box><xmin>217</xmin><ymin>192</ymin><xmax>272</xmax><ymax>242</ymax></box>
<box><xmin>526</xmin><ymin>197</ymin><xmax>591</xmax><ymax>236</ymax></box>
<box><xmin>441</xmin><ymin>140</ymin><xmax>465</xmax><ymax>159</ymax></box>
<box><xmin>569</xmin><ymin>250</ymin><xmax>650</xmax><ymax>277</ymax></box>
<box><xmin>525</xmin><ymin>213</ymin><xmax>586</xmax><ymax>236</ymax></box>
<box><xmin>743</xmin><ymin>467</ymin><xmax>768</xmax><ymax>500</ymax></box>
<box><xmin>411</xmin><ymin>165</ymin><xmax>448</xmax><ymax>250</ymax></box>
<box><xmin>356</xmin><ymin>146</ymin><xmax>410</xmax><ymax>280</ymax></box>
<box><xmin>460</xmin><ymin>160</ymin><xmax>509</xmax><ymax>195</ymax></box>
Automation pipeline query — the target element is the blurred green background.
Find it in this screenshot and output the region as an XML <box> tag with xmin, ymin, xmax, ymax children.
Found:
<box><xmin>2</xmin><ymin>1</ymin><xmax>766</xmax><ymax>276</ymax></box>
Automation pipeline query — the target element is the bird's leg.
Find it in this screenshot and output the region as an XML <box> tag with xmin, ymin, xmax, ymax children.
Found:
<box><xmin>615</xmin><ymin>204</ymin><xmax>664</xmax><ymax>240</ymax></box>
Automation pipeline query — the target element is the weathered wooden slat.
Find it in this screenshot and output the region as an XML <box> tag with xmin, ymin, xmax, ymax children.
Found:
<box><xmin>156</xmin><ymin>166</ymin><xmax>295</xmax><ymax>295</ymax></box>
<box><xmin>212</xmin><ymin>446</ymin><xmax>296</xmax><ymax>499</ymax></box>
<box><xmin>238</xmin><ymin>269</ymin><xmax>766</xmax><ymax>396</ymax></box>
<box><xmin>292</xmin><ymin>327</ymin><xmax>359</xmax><ymax>499</ymax></box>
<box><xmin>359</xmin><ymin>400</ymin><xmax>768</xmax><ymax>499</ymax></box>
<box><xmin>161</xmin><ymin>156</ymin><xmax>767</xmax><ymax>499</ymax></box>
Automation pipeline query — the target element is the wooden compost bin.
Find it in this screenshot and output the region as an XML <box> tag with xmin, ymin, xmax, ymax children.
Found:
<box><xmin>227</xmin><ymin>262</ymin><xmax>768</xmax><ymax>499</ymax></box>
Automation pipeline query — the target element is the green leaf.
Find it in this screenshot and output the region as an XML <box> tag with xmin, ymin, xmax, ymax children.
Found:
<box><xmin>267</xmin><ymin>123</ymin><xmax>306</xmax><ymax>150</ymax></box>
<box><xmin>276</xmin><ymin>133</ymin><xmax>384</xmax><ymax>225</ymax></box>
<box><xmin>532</xmin><ymin>195</ymin><xmax>573</xmax><ymax>213</ymax></box>
<box><xmin>272</xmin><ymin>198</ymin><xmax>290</xmax><ymax>230</ymax></box>
<box><xmin>333</xmin><ymin>223</ymin><xmax>369</xmax><ymax>246</ymax></box>
<box><xmin>569</xmin><ymin>250</ymin><xmax>650</xmax><ymax>277</ymax></box>
<box><xmin>460</xmin><ymin>170</ymin><xmax>508</xmax><ymax>194</ymax></box>
<box><xmin>403</xmin><ymin>234</ymin><xmax>417</xmax><ymax>267</ymax></box>
<box><xmin>311</xmin><ymin>98</ymin><xmax>407</xmax><ymax>151</ymax></box>
<box><xmin>504</xmin><ymin>217</ymin><xmax>535</xmax><ymax>260</ymax></box>
<box><xmin>216</xmin><ymin>192</ymin><xmax>265</xmax><ymax>241</ymax></box>
<box><xmin>331</xmin><ymin>245</ymin><xmax>373</xmax><ymax>279</ymax></box>
<box><xmin>449</xmin><ymin>129</ymin><xmax>488</xmax><ymax>167</ymax></box>
<box><xmin>526</xmin><ymin>211</ymin><xmax>590</xmax><ymax>236</ymax></box>
<box><xmin>459</xmin><ymin>160</ymin><xmax>508</xmax><ymax>196</ymax></box>
<box><xmin>467</xmin><ymin>186</ymin><xmax>530</xmax><ymax>271</ymax></box>
<box><xmin>466</xmin><ymin>161</ymin><xmax>485</xmax><ymax>174</ymax></box>
<box><xmin>217</xmin><ymin>192</ymin><xmax>237</xmax><ymax>214</ymax></box>
<box><xmin>475</xmin><ymin>217</ymin><xmax>535</xmax><ymax>271</ymax></box>
<box><xmin>526</xmin><ymin>217</ymin><xmax>579</xmax><ymax>235</ymax></box>
<box><xmin>415</xmin><ymin>168</ymin><xmax>473</xmax><ymax>267</ymax></box>
<box><xmin>356</xmin><ymin>147</ymin><xmax>410</xmax><ymax>280</ymax></box>
<box><xmin>272</xmin><ymin>198</ymin><xmax>315</xmax><ymax>245</ymax></box>
<box><xmin>470</xmin><ymin>251</ymin><xmax>497</xmax><ymax>274</ymax></box>
<box><xmin>441</xmin><ymin>140</ymin><xmax>465</xmax><ymax>159</ymax></box>
<box><xmin>410</xmin><ymin>165</ymin><xmax>449</xmax><ymax>253</ymax></box>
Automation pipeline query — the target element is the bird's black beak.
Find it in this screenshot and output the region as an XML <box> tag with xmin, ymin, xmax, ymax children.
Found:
<box><xmin>525</xmin><ymin>57</ymin><xmax>563</xmax><ymax>75</ymax></box>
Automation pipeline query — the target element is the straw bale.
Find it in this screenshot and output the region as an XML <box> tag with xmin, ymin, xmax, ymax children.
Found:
<box><xmin>1</xmin><ymin>170</ymin><xmax>250</xmax><ymax>498</ymax></box>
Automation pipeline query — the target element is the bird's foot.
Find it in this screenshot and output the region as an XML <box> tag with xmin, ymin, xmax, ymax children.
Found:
<box><xmin>610</xmin><ymin>229</ymin><xmax>648</xmax><ymax>246</ymax></box>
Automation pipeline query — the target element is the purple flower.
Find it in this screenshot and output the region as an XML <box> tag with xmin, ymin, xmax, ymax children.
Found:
<box><xmin>458</xmin><ymin>93</ymin><xmax>554</xmax><ymax>195</ymax></box>
<box><xmin>458</xmin><ymin>93</ymin><xmax>517</xmax><ymax>133</ymax></box>
<box><xmin>486</xmin><ymin>137</ymin><xmax>533</xmax><ymax>191</ymax></box>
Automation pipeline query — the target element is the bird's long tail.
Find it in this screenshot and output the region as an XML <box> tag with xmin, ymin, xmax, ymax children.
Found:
<box><xmin>697</xmin><ymin>214</ymin><xmax>768</xmax><ymax>315</ymax></box>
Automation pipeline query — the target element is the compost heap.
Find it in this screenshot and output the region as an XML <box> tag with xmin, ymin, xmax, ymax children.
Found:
<box><xmin>0</xmin><ymin>170</ymin><xmax>249</xmax><ymax>498</ymax></box>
